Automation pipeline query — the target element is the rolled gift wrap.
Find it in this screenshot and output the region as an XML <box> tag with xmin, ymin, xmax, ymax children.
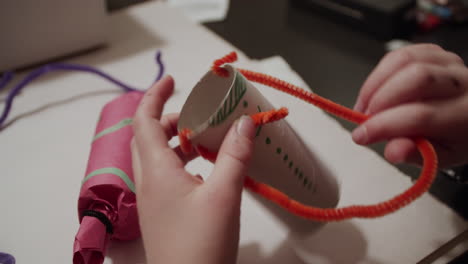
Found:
<box><xmin>178</xmin><ymin>65</ymin><xmax>340</xmax><ymax>231</ymax></box>
<box><xmin>74</xmin><ymin>91</ymin><xmax>143</xmax><ymax>264</ymax></box>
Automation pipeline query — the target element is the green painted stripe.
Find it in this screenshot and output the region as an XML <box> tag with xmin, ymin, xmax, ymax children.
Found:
<box><xmin>234</xmin><ymin>79</ymin><xmax>239</xmax><ymax>100</ymax></box>
<box><xmin>232</xmin><ymin>78</ymin><xmax>237</xmax><ymax>101</ymax></box>
<box><xmin>92</xmin><ymin>118</ymin><xmax>133</xmax><ymax>142</ymax></box>
<box><xmin>255</xmin><ymin>105</ymin><xmax>263</xmax><ymax>137</ymax></box>
<box><xmin>223</xmin><ymin>98</ymin><xmax>228</xmax><ymax>116</ymax></box>
<box><xmin>210</xmin><ymin>73</ymin><xmax>248</xmax><ymax>127</ymax></box>
<box><xmin>229</xmin><ymin>90</ymin><xmax>233</xmax><ymax>112</ymax></box>
<box><xmin>82</xmin><ymin>167</ymin><xmax>135</xmax><ymax>193</ymax></box>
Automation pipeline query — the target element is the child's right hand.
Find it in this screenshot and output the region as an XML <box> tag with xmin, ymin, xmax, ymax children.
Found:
<box><xmin>352</xmin><ymin>44</ymin><xmax>468</xmax><ymax>168</ymax></box>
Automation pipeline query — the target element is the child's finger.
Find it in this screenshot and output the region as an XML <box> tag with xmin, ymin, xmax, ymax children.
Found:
<box><xmin>133</xmin><ymin>76</ymin><xmax>174</xmax><ymax>150</ymax></box>
<box><xmin>137</xmin><ymin>76</ymin><xmax>174</xmax><ymax>121</ymax></box>
<box><xmin>385</xmin><ymin>137</ymin><xmax>463</xmax><ymax>168</ymax></box>
<box><xmin>133</xmin><ymin>76</ymin><xmax>183</xmax><ymax>170</ymax></box>
<box><xmin>384</xmin><ymin>137</ymin><xmax>421</xmax><ymax>165</ymax></box>
<box><xmin>366</xmin><ymin>64</ymin><xmax>466</xmax><ymax>115</ymax></box>
<box><xmin>130</xmin><ymin>138</ymin><xmax>143</xmax><ymax>185</ymax></box>
<box><xmin>173</xmin><ymin>145</ymin><xmax>199</xmax><ymax>164</ymax></box>
<box><xmin>160</xmin><ymin>113</ymin><xmax>180</xmax><ymax>140</ymax></box>
<box><xmin>159</xmin><ymin>113</ymin><xmax>200</xmax><ymax>164</ymax></box>
<box><xmin>354</xmin><ymin>44</ymin><xmax>460</xmax><ymax>113</ymax></box>
<box><xmin>207</xmin><ymin>116</ymin><xmax>256</xmax><ymax>198</ymax></box>
<box><xmin>352</xmin><ymin>103</ymin><xmax>436</xmax><ymax>145</ymax></box>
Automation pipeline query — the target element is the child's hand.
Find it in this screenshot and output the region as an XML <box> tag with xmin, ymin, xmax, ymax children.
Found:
<box><xmin>131</xmin><ymin>76</ymin><xmax>256</xmax><ymax>264</ymax></box>
<box><xmin>352</xmin><ymin>44</ymin><xmax>468</xmax><ymax>168</ymax></box>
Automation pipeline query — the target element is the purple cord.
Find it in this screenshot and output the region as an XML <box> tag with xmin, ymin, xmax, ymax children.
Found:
<box><xmin>0</xmin><ymin>252</ymin><xmax>15</xmax><ymax>264</ymax></box>
<box><xmin>0</xmin><ymin>71</ymin><xmax>14</xmax><ymax>92</ymax></box>
<box><xmin>154</xmin><ymin>51</ymin><xmax>165</xmax><ymax>83</ymax></box>
<box><xmin>0</xmin><ymin>51</ymin><xmax>165</xmax><ymax>128</ymax></box>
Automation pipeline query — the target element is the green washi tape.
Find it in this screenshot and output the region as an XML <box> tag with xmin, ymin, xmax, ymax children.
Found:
<box><xmin>92</xmin><ymin>118</ymin><xmax>133</xmax><ymax>142</ymax></box>
<box><xmin>82</xmin><ymin>167</ymin><xmax>135</xmax><ymax>193</ymax></box>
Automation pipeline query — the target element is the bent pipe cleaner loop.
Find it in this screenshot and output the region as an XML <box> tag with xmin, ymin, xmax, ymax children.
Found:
<box><xmin>180</xmin><ymin>52</ymin><xmax>438</xmax><ymax>222</ymax></box>
<box><xmin>178</xmin><ymin>107</ymin><xmax>289</xmax><ymax>157</ymax></box>
<box><xmin>0</xmin><ymin>51</ymin><xmax>165</xmax><ymax>128</ymax></box>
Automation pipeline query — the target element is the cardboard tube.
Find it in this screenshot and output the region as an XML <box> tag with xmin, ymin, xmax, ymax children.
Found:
<box><xmin>179</xmin><ymin>65</ymin><xmax>340</xmax><ymax>232</ymax></box>
<box><xmin>74</xmin><ymin>92</ymin><xmax>143</xmax><ymax>264</ymax></box>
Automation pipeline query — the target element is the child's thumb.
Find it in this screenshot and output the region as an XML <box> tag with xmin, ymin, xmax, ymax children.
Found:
<box><xmin>208</xmin><ymin>116</ymin><xmax>256</xmax><ymax>196</ymax></box>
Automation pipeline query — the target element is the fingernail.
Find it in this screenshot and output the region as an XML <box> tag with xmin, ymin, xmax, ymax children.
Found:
<box><xmin>352</xmin><ymin>125</ymin><xmax>368</xmax><ymax>144</ymax></box>
<box><xmin>237</xmin><ymin>116</ymin><xmax>256</xmax><ymax>139</ymax></box>
<box><xmin>392</xmin><ymin>156</ymin><xmax>405</xmax><ymax>164</ymax></box>
<box><xmin>364</xmin><ymin>108</ymin><xmax>372</xmax><ymax>116</ymax></box>
<box><xmin>354</xmin><ymin>100</ymin><xmax>363</xmax><ymax>112</ymax></box>
<box><xmin>154</xmin><ymin>75</ymin><xmax>173</xmax><ymax>87</ymax></box>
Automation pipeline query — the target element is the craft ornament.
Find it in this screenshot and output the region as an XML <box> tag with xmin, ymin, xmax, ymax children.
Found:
<box><xmin>178</xmin><ymin>65</ymin><xmax>340</xmax><ymax>213</ymax></box>
<box><xmin>178</xmin><ymin>52</ymin><xmax>438</xmax><ymax>222</ymax></box>
<box><xmin>73</xmin><ymin>92</ymin><xmax>143</xmax><ymax>264</ymax></box>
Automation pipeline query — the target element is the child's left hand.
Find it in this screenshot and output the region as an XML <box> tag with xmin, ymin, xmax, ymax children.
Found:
<box><xmin>131</xmin><ymin>76</ymin><xmax>256</xmax><ymax>264</ymax></box>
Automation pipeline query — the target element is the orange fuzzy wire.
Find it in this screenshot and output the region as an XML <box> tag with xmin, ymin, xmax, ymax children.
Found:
<box><xmin>251</xmin><ymin>107</ymin><xmax>289</xmax><ymax>125</ymax></box>
<box><xmin>178</xmin><ymin>108</ymin><xmax>289</xmax><ymax>159</ymax></box>
<box><xmin>179</xmin><ymin>128</ymin><xmax>193</xmax><ymax>154</ymax></box>
<box><xmin>179</xmin><ymin>52</ymin><xmax>438</xmax><ymax>221</ymax></box>
<box><xmin>212</xmin><ymin>52</ymin><xmax>238</xmax><ymax>77</ymax></box>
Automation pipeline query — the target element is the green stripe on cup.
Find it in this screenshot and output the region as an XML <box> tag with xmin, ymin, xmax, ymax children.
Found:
<box><xmin>92</xmin><ymin>118</ymin><xmax>133</xmax><ymax>142</ymax></box>
<box><xmin>82</xmin><ymin>167</ymin><xmax>135</xmax><ymax>193</ymax></box>
<box><xmin>209</xmin><ymin>72</ymin><xmax>247</xmax><ymax>126</ymax></box>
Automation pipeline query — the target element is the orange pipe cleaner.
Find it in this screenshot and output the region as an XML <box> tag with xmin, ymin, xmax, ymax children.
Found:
<box><xmin>250</xmin><ymin>107</ymin><xmax>289</xmax><ymax>125</ymax></box>
<box><xmin>179</xmin><ymin>128</ymin><xmax>193</xmax><ymax>154</ymax></box>
<box><xmin>180</xmin><ymin>52</ymin><xmax>438</xmax><ymax>221</ymax></box>
<box><xmin>178</xmin><ymin>107</ymin><xmax>289</xmax><ymax>160</ymax></box>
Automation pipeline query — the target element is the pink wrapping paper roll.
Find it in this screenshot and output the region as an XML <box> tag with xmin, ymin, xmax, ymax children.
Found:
<box><xmin>73</xmin><ymin>91</ymin><xmax>143</xmax><ymax>264</ymax></box>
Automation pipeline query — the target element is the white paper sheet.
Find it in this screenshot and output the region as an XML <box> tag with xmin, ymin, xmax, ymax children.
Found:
<box><xmin>167</xmin><ymin>0</ymin><xmax>229</xmax><ymax>23</ymax></box>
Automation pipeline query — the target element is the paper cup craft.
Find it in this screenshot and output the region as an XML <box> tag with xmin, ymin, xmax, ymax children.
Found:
<box><xmin>74</xmin><ymin>91</ymin><xmax>143</xmax><ymax>264</ymax></box>
<box><xmin>178</xmin><ymin>52</ymin><xmax>438</xmax><ymax>223</ymax></box>
<box><xmin>178</xmin><ymin>65</ymin><xmax>340</xmax><ymax>214</ymax></box>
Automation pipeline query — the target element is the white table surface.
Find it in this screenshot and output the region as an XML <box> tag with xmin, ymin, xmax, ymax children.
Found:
<box><xmin>1</xmin><ymin>2</ymin><xmax>467</xmax><ymax>263</ymax></box>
